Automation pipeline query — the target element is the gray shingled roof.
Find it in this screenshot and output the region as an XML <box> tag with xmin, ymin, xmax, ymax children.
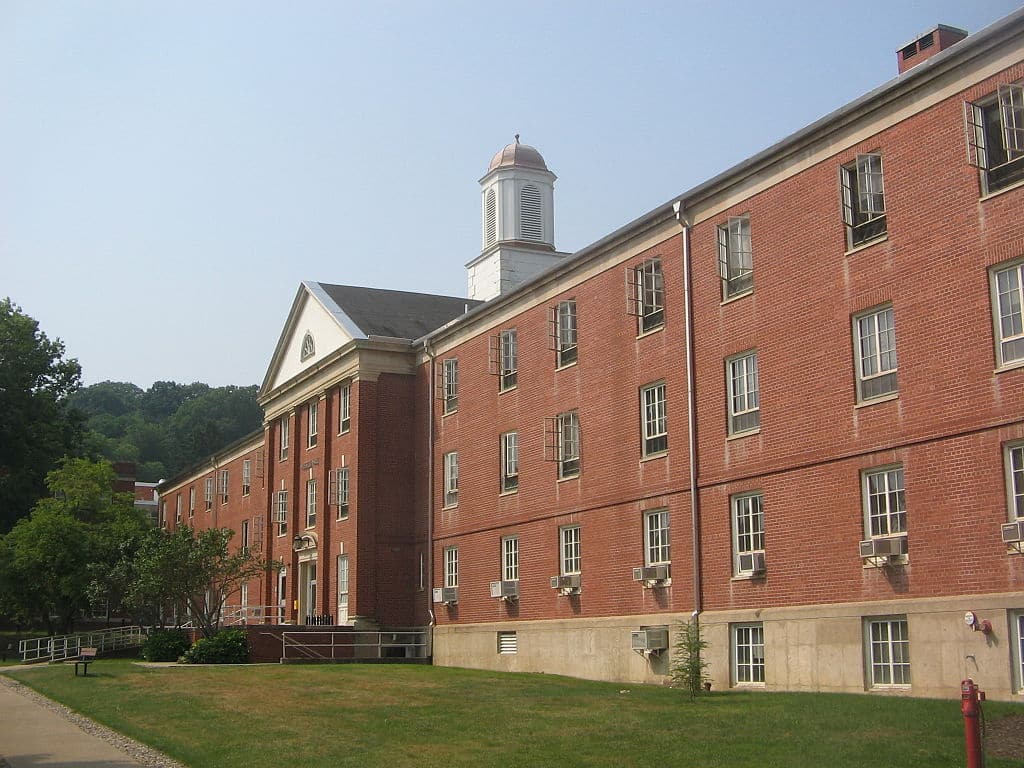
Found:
<box><xmin>320</xmin><ymin>284</ymin><xmax>482</xmax><ymax>339</ymax></box>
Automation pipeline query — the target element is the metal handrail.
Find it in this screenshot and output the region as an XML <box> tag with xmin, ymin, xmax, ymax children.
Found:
<box><xmin>18</xmin><ymin>625</ymin><xmax>148</xmax><ymax>663</ymax></box>
<box><xmin>281</xmin><ymin>629</ymin><xmax>428</xmax><ymax>662</ymax></box>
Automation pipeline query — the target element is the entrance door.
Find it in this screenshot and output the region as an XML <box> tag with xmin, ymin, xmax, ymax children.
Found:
<box><xmin>298</xmin><ymin>560</ymin><xmax>317</xmax><ymax>624</ymax></box>
<box><xmin>337</xmin><ymin>555</ymin><xmax>349</xmax><ymax>625</ymax></box>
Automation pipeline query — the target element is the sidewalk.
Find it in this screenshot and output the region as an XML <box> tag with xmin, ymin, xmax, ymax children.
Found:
<box><xmin>0</xmin><ymin>671</ymin><xmax>150</xmax><ymax>767</ymax></box>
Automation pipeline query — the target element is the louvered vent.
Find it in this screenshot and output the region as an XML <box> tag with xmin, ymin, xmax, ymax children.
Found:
<box><xmin>520</xmin><ymin>184</ymin><xmax>543</xmax><ymax>241</ymax></box>
<box><xmin>484</xmin><ymin>189</ymin><xmax>497</xmax><ymax>247</ymax></box>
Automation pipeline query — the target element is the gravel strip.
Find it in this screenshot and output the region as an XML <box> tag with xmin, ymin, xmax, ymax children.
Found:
<box><xmin>0</xmin><ymin>673</ymin><xmax>186</xmax><ymax>768</ymax></box>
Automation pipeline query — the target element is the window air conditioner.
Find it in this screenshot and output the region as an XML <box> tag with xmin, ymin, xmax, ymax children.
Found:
<box><xmin>489</xmin><ymin>580</ymin><xmax>519</xmax><ymax>601</ymax></box>
<box><xmin>859</xmin><ymin>535</ymin><xmax>907</xmax><ymax>559</ymax></box>
<box><xmin>432</xmin><ymin>587</ymin><xmax>458</xmax><ymax>605</ymax></box>
<box><xmin>737</xmin><ymin>551</ymin><xmax>766</xmax><ymax>575</ymax></box>
<box><xmin>630</xmin><ymin>627</ymin><xmax>669</xmax><ymax>652</ymax></box>
<box><xmin>632</xmin><ymin>565</ymin><xmax>670</xmax><ymax>584</ymax></box>
<box><xmin>1001</xmin><ymin>521</ymin><xmax>1024</xmax><ymax>545</ymax></box>
<box><xmin>549</xmin><ymin>574</ymin><xmax>581</xmax><ymax>594</ymax></box>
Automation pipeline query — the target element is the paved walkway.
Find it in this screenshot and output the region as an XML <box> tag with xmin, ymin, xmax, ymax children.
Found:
<box><xmin>0</xmin><ymin>671</ymin><xmax>148</xmax><ymax>767</ymax></box>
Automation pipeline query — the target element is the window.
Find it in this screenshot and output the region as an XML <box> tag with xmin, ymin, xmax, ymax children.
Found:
<box><xmin>443</xmin><ymin>452</ymin><xmax>458</xmax><ymax>508</ymax></box>
<box><xmin>442</xmin><ymin>358</ymin><xmax>458</xmax><ymax>413</ymax></box>
<box><xmin>307</xmin><ymin>400</ymin><xmax>318</xmax><ymax>448</ymax></box>
<box><xmin>727</xmin><ymin>351</ymin><xmax>760</xmax><ymax>435</ymax></box>
<box><xmin>175</xmin><ymin>494</ymin><xmax>182</xmax><ymax>524</ymax></box>
<box><xmin>444</xmin><ymin>546</ymin><xmax>459</xmax><ymax>588</ymax></box>
<box><xmin>502</xmin><ymin>536</ymin><xmax>519</xmax><ymax>581</ymax></box>
<box><xmin>159</xmin><ymin>500</ymin><xmax>167</xmax><ymax>528</ymax></box>
<box><xmin>553</xmin><ymin>299</ymin><xmax>578</xmax><ymax>367</ymax></box>
<box><xmin>218</xmin><ymin>470</ymin><xmax>229</xmax><ymax>504</ymax></box>
<box><xmin>337</xmin><ymin>555</ymin><xmax>349</xmax><ymax>618</ymax></box>
<box><xmin>204</xmin><ymin>477</ymin><xmax>214</xmax><ymax>510</ymax></box>
<box><xmin>1012</xmin><ymin>611</ymin><xmax>1024</xmax><ymax>693</ymax></box>
<box><xmin>644</xmin><ymin>509</ymin><xmax>671</xmax><ymax>566</ymax></box>
<box><xmin>560</xmin><ymin>525</ymin><xmax>581</xmax><ymax>575</ymax></box>
<box><xmin>732</xmin><ymin>623</ymin><xmax>765</xmax><ymax>685</ymax></box>
<box><xmin>242</xmin><ymin>459</ymin><xmax>252</xmax><ymax>496</ymax></box>
<box><xmin>628</xmin><ymin>258</ymin><xmax>664</xmax><ymax>333</ymax></box>
<box><xmin>1006</xmin><ymin>442</ymin><xmax>1024</xmax><ymax>520</ymax></box>
<box><xmin>732</xmin><ymin>493</ymin><xmax>764</xmax><ymax>576</ymax></box>
<box><xmin>305</xmin><ymin>478</ymin><xmax>317</xmax><ymax>528</ymax></box>
<box><xmin>854</xmin><ymin>306</ymin><xmax>898</xmax><ymax>401</ymax></box>
<box><xmin>240</xmin><ymin>519</ymin><xmax>250</xmax><ymax>553</ymax></box>
<box><xmin>188</xmin><ymin>487</ymin><xmax>195</xmax><ymax>518</ymax></box>
<box><xmin>300</xmin><ymin>331</ymin><xmax>315</xmax><ymax>361</ymax></box>
<box><xmin>500</xmin><ymin>431</ymin><xmax>519</xmax><ymax>493</ymax></box>
<box><xmin>555</xmin><ymin>411</ymin><xmax>580</xmax><ymax>479</ymax></box>
<box><xmin>991</xmin><ymin>259</ymin><xmax>1024</xmax><ymax>368</ymax></box>
<box><xmin>965</xmin><ymin>83</ymin><xmax>1024</xmax><ymax>195</ymax></box>
<box><xmin>335</xmin><ymin>467</ymin><xmax>350</xmax><ymax>519</ymax></box>
<box><xmin>339</xmin><ymin>383</ymin><xmax>352</xmax><ymax>433</ymax></box>
<box><xmin>275</xmin><ymin>489</ymin><xmax>288</xmax><ymax>536</ymax></box>
<box><xmin>641</xmin><ymin>382</ymin><xmax>668</xmax><ymax>456</ymax></box>
<box><xmin>499</xmin><ymin>329</ymin><xmax>518</xmax><ymax>391</ymax></box>
<box><xmin>497</xmin><ymin>630</ymin><xmax>518</xmax><ymax>654</ymax></box>
<box><xmin>718</xmin><ymin>216</ymin><xmax>753</xmax><ymax>298</ymax></box>
<box><xmin>840</xmin><ymin>153</ymin><xmax>886</xmax><ymax>248</ymax></box>
<box><xmin>863</xmin><ymin>466</ymin><xmax>906</xmax><ymax>538</ymax></box>
<box><xmin>866</xmin><ymin>616</ymin><xmax>910</xmax><ymax>687</ymax></box>
<box><xmin>279</xmin><ymin>416</ymin><xmax>290</xmax><ymax>461</ymax></box>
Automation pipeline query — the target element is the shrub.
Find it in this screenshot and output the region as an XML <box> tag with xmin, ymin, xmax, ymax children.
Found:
<box><xmin>181</xmin><ymin>628</ymin><xmax>249</xmax><ymax>664</ymax></box>
<box><xmin>670</xmin><ymin>617</ymin><xmax>709</xmax><ymax>698</ymax></box>
<box><xmin>141</xmin><ymin>630</ymin><xmax>192</xmax><ymax>662</ymax></box>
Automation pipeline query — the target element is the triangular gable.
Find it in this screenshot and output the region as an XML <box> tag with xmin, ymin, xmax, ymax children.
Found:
<box><xmin>260</xmin><ymin>282</ymin><xmax>365</xmax><ymax>395</ymax></box>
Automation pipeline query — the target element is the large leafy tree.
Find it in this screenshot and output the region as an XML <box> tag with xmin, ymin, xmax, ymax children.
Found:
<box><xmin>128</xmin><ymin>526</ymin><xmax>276</xmax><ymax>638</ymax></box>
<box><xmin>0</xmin><ymin>458</ymin><xmax>149</xmax><ymax>633</ymax></box>
<box><xmin>0</xmin><ymin>298</ymin><xmax>84</xmax><ymax>532</ymax></box>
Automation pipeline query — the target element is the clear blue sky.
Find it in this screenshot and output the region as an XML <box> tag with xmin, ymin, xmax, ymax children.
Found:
<box><xmin>2</xmin><ymin>1</ymin><xmax>1019</xmax><ymax>388</ymax></box>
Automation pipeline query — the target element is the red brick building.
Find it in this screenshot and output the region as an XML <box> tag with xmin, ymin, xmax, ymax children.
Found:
<box><xmin>158</xmin><ymin>9</ymin><xmax>1024</xmax><ymax>699</ymax></box>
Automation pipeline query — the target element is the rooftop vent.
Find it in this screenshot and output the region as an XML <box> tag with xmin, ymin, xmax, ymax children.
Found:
<box><xmin>897</xmin><ymin>24</ymin><xmax>968</xmax><ymax>74</ymax></box>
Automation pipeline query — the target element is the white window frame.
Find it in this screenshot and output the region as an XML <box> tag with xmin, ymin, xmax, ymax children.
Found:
<box><xmin>965</xmin><ymin>83</ymin><xmax>1024</xmax><ymax>195</ymax></box>
<box><xmin>501</xmin><ymin>431</ymin><xmax>519</xmax><ymax>493</ymax></box>
<box><xmin>556</xmin><ymin>299</ymin><xmax>578</xmax><ymax>367</ymax></box>
<box><xmin>242</xmin><ymin>459</ymin><xmax>251</xmax><ymax>496</ymax></box>
<box><xmin>279</xmin><ymin>416</ymin><xmax>290</xmax><ymax>461</ymax></box>
<box><xmin>840</xmin><ymin>152</ymin><xmax>887</xmax><ymax>249</ymax></box>
<box><xmin>442</xmin><ymin>358</ymin><xmax>459</xmax><ymax>414</ymax></box>
<box><xmin>641</xmin><ymin>382</ymin><xmax>668</xmax><ymax>457</ymax></box>
<box><xmin>204</xmin><ymin>477</ymin><xmax>213</xmax><ymax>510</ymax></box>
<box><xmin>443</xmin><ymin>452</ymin><xmax>458</xmax><ymax>508</ymax></box>
<box><xmin>732</xmin><ymin>622</ymin><xmax>765</xmax><ymax>686</ymax></box>
<box><xmin>557</xmin><ymin>411</ymin><xmax>580</xmax><ymax>479</ymax></box>
<box><xmin>307</xmin><ymin>400</ymin><xmax>318</xmax><ymax>448</ymax></box>
<box><xmin>336</xmin><ymin>466</ymin><xmax>350</xmax><ymax>519</ymax></box>
<box><xmin>865</xmin><ymin>616</ymin><xmax>911</xmax><ymax>688</ymax></box>
<box><xmin>502</xmin><ymin>536</ymin><xmax>519</xmax><ymax>582</ymax></box>
<box><xmin>644</xmin><ymin>509</ymin><xmax>670</xmax><ymax>566</ymax></box>
<box><xmin>276</xmin><ymin>489</ymin><xmax>288</xmax><ymax>536</ymax></box>
<box><xmin>863</xmin><ymin>465</ymin><xmax>906</xmax><ymax>538</ymax></box>
<box><xmin>188</xmin><ymin>486</ymin><xmax>195</xmax><ymax>518</ymax></box>
<box><xmin>1006</xmin><ymin>442</ymin><xmax>1024</xmax><ymax>521</ymax></box>
<box><xmin>444</xmin><ymin>546</ymin><xmax>459</xmax><ymax>588</ymax></box>
<box><xmin>629</xmin><ymin>258</ymin><xmax>664</xmax><ymax>333</ymax></box>
<box><xmin>339</xmin><ymin>383</ymin><xmax>352</xmax><ymax>433</ymax></box>
<box><xmin>560</xmin><ymin>525</ymin><xmax>581</xmax><ymax>576</ymax></box>
<box><xmin>175</xmin><ymin>494</ymin><xmax>182</xmax><ymax>524</ymax></box>
<box><xmin>732</xmin><ymin>492</ymin><xmax>764</xmax><ymax>576</ymax></box>
<box><xmin>717</xmin><ymin>215</ymin><xmax>753</xmax><ymax>299</ymax></box>
<box><xmin>305</xmin><ymin>478</ymin><xmax>317</xmax><ymax>529</ymax></box>
<box><xmin>500</xmin><ymin>329</ymin><xmax>518</xmax><ymax>391</ymax></box>
<box><xmin>1012</xmin><ymin>611</ymin><xmax>1024</xmax><ymax>694</ymax></box>
<box><xmin>240</xmin><ymin>519</ymin><xmax>250</xmax><ymax>553</ymax></box>
<box><xmin>854</xmin><ymin>305</ymin><xmax>898</xmax><ymax>402</ymax></box>
<box><xmin>337</xmin><ymin>554</ymin><xmax>349</xmax><ymax>617</ymax></box>
<box><xmin>727</xmin><ymin>351</ymin><xmax>760</xmax><ymax>435</ymax></box>
<box><xmin>991</xmin><ymin>259</ymin><xmax>1024</xmax><ymax>369</ymax></box>
<box><xmin>219</xmin><ymin>469</ymin><xmax>229</xmax><ymax>504</ymax></box>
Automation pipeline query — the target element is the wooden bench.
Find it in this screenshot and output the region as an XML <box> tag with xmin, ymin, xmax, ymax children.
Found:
<box><xmin>72</xmin><ymin>647</ymin><xmax>97</xmax><ymax>676</ymax></box>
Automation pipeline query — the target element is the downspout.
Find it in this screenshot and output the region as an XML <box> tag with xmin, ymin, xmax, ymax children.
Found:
<box><xmin>424</xmin><ymin>340</ymin><xmax>437</xmax><ymax>656</ymax></box>
<box><xmin>673</xmin><ymin>200</ymin><xmax>702</xmax><ymax>623</ymax></box>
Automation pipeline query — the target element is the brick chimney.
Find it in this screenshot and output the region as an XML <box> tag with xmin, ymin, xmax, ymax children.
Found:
<box><xmin>897</xmin><ymin>24</ymin><xmax>968</xmax><ymax>74</ymax></box>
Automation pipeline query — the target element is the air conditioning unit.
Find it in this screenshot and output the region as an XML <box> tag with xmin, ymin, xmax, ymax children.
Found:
<box><xmin>859</xmin><ymin>536</ymin><xmax>907</xmax><ymax>559</ymax></box>
<box><xmin>737</xmin><ymin>551</ymin><xmax>766</xmax><ymax>575</ymax></box>
<box><xmin>489</xmin><ymin>580</ymin><xmax>519</xmax><ymax>601</ymax></box>
<box><xmin>549</xmin><ymin>574</ymin><xmax>581</xmax><ymax>594</ymax></box>
<box><xmin>632</xmin><ymin>565</ymin><xmax>670</xmax><ymax>585</ymax></box>
<box><xmin>432</xmin><ymin>587</ymin><xmax>458</xmax><ymax>605</ymax></box>
<box><xmin>1001</xmin><ymin>521</ymin><xmax>1024</xmax><ymax>545</ymax></box>
<box><xmin>630</xmin><ymin>627</ymin><xmax>669</xmax><ymax>653</ymax></box>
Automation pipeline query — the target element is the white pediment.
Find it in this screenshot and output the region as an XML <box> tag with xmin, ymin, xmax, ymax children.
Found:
<box><xmin>261</xmin><ymin>282</ymin><xmax>364</xmax><ymax>395</ymax></box>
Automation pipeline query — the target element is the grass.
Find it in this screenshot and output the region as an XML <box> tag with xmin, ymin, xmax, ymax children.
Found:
<box><xmin>3</xmin><ymin>661</ymin><xmax>1022</xmax><ymax>768</ymax></box>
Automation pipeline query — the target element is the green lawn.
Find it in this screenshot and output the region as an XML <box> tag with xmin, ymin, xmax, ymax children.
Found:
<box><xmin>4</xmin><ymin>661</ymin><xmax>1021</xmax><ymax>768</ymax></box>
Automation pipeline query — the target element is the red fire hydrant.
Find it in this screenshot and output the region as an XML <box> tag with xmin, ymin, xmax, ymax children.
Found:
<box><xmin>961</xmin><ymin>678</ymin><xmax>986</xmax><ymax>768</ymax></box>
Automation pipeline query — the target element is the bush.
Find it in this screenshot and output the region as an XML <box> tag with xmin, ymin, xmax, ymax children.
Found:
<box><xmin>670</xmin><ymin>618</ymin><xmax>709</xmax><ymax>698</ymax></box>
<box><xmin>141</xmin><ymin>630</ymin><xmax>191</xmax><ymax>662</ymax></box>
<box><xmin>181</xmin><ymin>628</ymin><xmax>249</xmax><ymax>664</ymax></box>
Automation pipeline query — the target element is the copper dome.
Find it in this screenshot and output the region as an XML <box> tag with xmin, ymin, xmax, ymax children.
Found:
<box><xmin>487</xmin><ymin>136</ymin><xmax>549</xmax><ymax>173</ymax></box>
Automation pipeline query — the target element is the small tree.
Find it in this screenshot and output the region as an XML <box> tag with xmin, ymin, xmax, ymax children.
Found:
<box><xmin>670</xmin><ymin>617</ymin><xmax>709</xmax><ymax>698</ymax></box>
<box><xmin>128</xmin><ymin>526</ymin><xmax>277</xmax><ymax>638</ymax></box>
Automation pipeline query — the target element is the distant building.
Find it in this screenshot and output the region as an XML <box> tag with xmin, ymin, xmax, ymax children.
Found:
<box><xmin>158</xmin><ymin>9</ymin><xmax>1024</xmax><ymax>700</ymax></box>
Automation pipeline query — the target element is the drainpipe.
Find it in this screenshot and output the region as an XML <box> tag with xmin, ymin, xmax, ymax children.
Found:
<box><xmin>673</xmin><ymin>200</ymin><xmax>702</xmax><ymax>623</ymax></box>
<box><xmin>424</xmin><ymin>340</ymin><xmax>437</xmax><ymax>656</ymax></box>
